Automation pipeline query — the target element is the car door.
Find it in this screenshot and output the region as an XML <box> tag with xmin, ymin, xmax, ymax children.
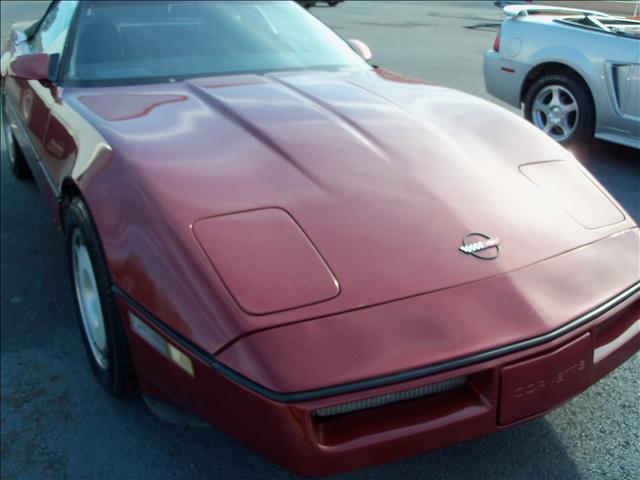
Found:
<box><xmin>3</xmin><ymin>0</ymin><xmax>78</xmax><ymax>213</ymax></box>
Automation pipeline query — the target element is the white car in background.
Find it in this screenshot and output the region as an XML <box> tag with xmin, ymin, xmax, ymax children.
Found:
<box><xmin>484</xmin><ymin>4</ymin><xmax>640</xmax><ymax>148</ymax></box>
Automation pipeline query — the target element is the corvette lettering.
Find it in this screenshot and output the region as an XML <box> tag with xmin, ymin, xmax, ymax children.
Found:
<box><xmin>512</xmin><ymin>360</ymin><xmax>587</xmax><ymax>398</ymax></box>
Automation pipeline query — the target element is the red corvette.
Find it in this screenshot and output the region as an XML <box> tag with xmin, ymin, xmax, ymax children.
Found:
<box><xmin>2</xmin><ymin>1</ymin><xmax>638</xmax><ymax>476</ymax></box>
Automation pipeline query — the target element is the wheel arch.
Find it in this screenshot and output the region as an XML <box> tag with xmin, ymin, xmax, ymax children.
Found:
<box><xmin>63</xmin><ymin>175</ymin><xmax>139</xmax><ymax>397</ymax></box>
<box><xmin>59</xmin><ymin>177</ymin><xmax>84</xmax><ymax>232</ymax></box>
<box><xmin>520</xmin><ymin>62</ymin><xmax>596</xmax><ymax>122</ymax></box>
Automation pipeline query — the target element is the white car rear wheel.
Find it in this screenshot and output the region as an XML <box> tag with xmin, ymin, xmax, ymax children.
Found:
<box><xmin>524</xmin><ymin>73</ymin><xmax>594</xmax><ymax>147</ymax></box>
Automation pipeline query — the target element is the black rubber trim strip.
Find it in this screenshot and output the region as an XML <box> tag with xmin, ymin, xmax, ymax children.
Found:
<box><xmin>112</xmin><ymin>282</ymin><xmax>640</xmax><ymax>403</ymax></box>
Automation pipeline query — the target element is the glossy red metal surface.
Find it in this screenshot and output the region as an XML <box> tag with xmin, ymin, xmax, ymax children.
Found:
<box><xmin>217</xmin><ymin>228</ymin><xmax>640</xmax><ymax>392</ymax></box>
<box><xmin>519</xmin><ymin>160</ymin><xmax>624</xmax><ymax>229</ymax></box>
<box><xmin>55</xmin><ymin>68</ymin><xmax>636</xmax><ymax>356</ymax></box>
<box><xmin>77</xmin><ymin>93</ymin><xmax>188</xmax><ymax>121</ymax></box>
<box><xmin>193</xmin><ymin>208</ymin><xmax>340</xmax><ymax>315</ymax></box>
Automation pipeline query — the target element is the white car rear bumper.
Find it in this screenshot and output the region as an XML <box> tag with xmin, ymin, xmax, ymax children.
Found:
<box><xmin>483</xmin><ymin>50</ymin><xmax>530</xmax><ymax>108</ymax></box>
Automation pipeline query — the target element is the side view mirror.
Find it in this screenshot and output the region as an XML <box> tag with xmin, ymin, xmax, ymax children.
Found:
<box><xmin>348</xmin><ymin>39</ymin><xmax>372</xmax><ymax>61</ymax></box>
<box><xmin>9</xmin><ymin>53</ymin><xmax>58</xmax><ymax>81</ymax></box>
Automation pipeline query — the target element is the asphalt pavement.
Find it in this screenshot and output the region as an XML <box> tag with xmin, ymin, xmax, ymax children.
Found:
<box><xmin>1</xmin><ymin>1</ymin><xmax>639</xmax><ymax>479</ymax></box>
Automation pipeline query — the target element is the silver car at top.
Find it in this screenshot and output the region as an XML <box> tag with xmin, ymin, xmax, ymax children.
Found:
<box><xmin>484</xmin><ymin>4</ymin><xmax>640</xmax><ymax>149</ymax></box>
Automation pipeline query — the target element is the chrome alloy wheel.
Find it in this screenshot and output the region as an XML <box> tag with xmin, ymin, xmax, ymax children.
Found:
<box><xmin>532</xmin><ymin>85</ymin><xmax>579</xmax><ymax>142</ymax></box>
<box><xmin>72</xmin><ymin>228</ymin><xmax>109</xmax><ymax>369</ymax></box>
<box><xmin>2</xmin><ymin>118</ymin><xmax>16</xmax><ymax>168</ymax></box>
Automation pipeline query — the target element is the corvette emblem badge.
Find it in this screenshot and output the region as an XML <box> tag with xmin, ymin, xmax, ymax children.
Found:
<box><xmin>459</xmin><ymin>233</ymin><xmax>500</xmax><ymax>260</ymax></box>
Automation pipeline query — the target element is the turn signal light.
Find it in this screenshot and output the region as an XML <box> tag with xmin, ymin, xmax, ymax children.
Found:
<box><xmin>130</xmin><ymin>312</ymin><xmax>194</xmax><ymax>377</ymax></box>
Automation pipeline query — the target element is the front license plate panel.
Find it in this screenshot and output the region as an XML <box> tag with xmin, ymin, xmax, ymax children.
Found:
<box><xmin>499</xmin><ymin>333</ymin><xmax>593</xmax><ymax>425</ymax></box>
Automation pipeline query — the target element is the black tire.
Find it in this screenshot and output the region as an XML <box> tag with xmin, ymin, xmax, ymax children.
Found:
<box><xmin>65</xmin><ymin>197</ymin><xmax>137</xmax><ymax>397</ymax></box>
<box><xmin>524</xmin><ymin>73</ymin><xmax>595</xmax><ymax>147</ymax></box>
<box><xmin>2</xmin><ymin>99</ymin><xmax>32</xmax><ymax>179</ymax></box>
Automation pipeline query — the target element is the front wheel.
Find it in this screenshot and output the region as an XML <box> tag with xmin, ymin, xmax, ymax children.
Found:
<box><xmin>65</xmin><ymin>197</ymin><xmax>137</xmax><ymax>397</ymax></box>
<box><xmin>524</xmin><ymin>73</ymin><xmax>594</xmax><ymax>147</ymax></box>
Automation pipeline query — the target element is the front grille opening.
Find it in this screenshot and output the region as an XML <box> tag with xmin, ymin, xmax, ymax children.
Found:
<box><xmin>314</xmin><ymin>376</ymin><xmax>468</xmax><ymax>418</ymax></box>
<box><xmin>311</xmin><ymin>373</ymin><xmax>492</xmax><ymax>448</ymax></box>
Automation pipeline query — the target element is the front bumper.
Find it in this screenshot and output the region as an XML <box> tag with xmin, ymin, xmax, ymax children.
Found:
<box><xmin>121</xmin><ymin>287</ymin><xmax>638</xmax><ymax>476</ymax></box>
<box><xmin>116</xmin><ymin>229</ymin><xmax>640</xmax><ymax>476</ymax></box>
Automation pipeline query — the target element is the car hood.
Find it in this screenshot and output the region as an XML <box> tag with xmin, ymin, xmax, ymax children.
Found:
<box><xmin>66</xmin><ymin>68</ymin><xmax>633</xmax><ymax>351</ymax></box>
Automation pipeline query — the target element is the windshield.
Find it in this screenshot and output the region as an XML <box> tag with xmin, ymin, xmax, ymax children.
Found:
<box><xmin>64</xmin><ymin>0</ymin><xmax>368</xmax><ymax>85</ymax></box>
